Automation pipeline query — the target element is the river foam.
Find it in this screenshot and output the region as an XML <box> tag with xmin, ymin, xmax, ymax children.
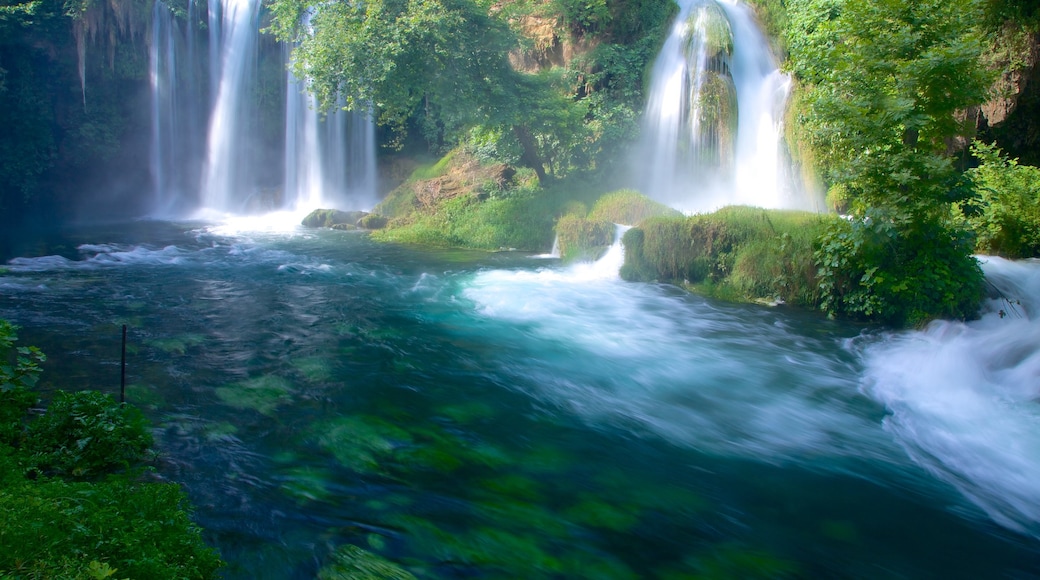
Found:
<box><xmin>461</xmin><ymin>234</ymin><xmax>890</xmax><ymax>466</ymax></box>
<box><xmin>862</xmin><ymin>257</ymin><xmax>1040</xmax><ymax>535</ymax></box>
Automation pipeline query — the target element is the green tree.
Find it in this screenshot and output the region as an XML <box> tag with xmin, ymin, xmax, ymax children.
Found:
<box><xmin>962</xmin><ymin>140</ymin><xmax>1040</xmax><ymax>258</ymax></box>
<box><xmin>787</xmin><ymin>0</ymin><xmax>992</xmax><ymax>325</ymax></box>
<box><xmin>270</xmin><ymin>0</ymin><xmax>545</xmax><ymax>171</ymax></box>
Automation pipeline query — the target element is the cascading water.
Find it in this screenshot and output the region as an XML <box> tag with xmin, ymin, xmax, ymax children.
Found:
<box><xmin>861</xmin><ymin>256</ymin><xmax>1040</xmax><ymax>537</ymax></box>
<box><xmin>284</xmin><ymin>51</ymin><xmax>378</xmax><ymax>211</ymax></box>
<box><xmin>200</xmin><ymin>0</ymin><xmax>262</xmax><ymax>213</ymax></box>
<box><xmin>148</xmin><ymin>0</ymin><xmax>377</xmax><ymax>216</ymax></box>
<box><xmin>638</xmin><ymin>0</ymin><xmax>814</xmax><ymax>213</ymax></box>
<box><xmin>149</xmin><ymin>0</ymin><xmax>205</xmax><ymax>215</ymax></box>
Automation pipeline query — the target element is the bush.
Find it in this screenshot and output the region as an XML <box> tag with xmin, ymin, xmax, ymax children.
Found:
<box><xmin>962</xmin><ymin>141</ymin><xmax>1040</xmax><ymax>258</ymax></box>
<box><xmin>0</xmin><ymin>320</ymin><xmax>223</xmax><ymax>578</ymax></box>
<box><xmin>0</xmin><ymin>470</ymin><xmax>222</xmax><ymax>580</ymax></box>
<box><xmin>0</xmin><ymin>320</ymin><xmax>44</xmax><ymax>446</ymax></box>
<box><xmin>26</xmin><ymin>390</ymin><xmax>153</xmax><ymax>479</ymax></box>
<box><xmin>815</xmin><ymin>209</ymin><xmax>984</xmax><ymax>327</ymax></box>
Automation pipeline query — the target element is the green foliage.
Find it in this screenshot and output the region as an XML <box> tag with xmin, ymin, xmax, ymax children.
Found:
<box><xmin>621</xmin><ymin>207</ymin><xmax>828</xmax><ymax>306</ymax></box>
<box><xmin>0</xmin><ymin>320</ymin><xmax>43</xmax><ymax>446</ymax></box>
<box><xmin>0</xmin><ymin>468</ymin><xmax>222</xmax><ymax>579</ymax></box>
<box><xmin>778</xmin><ymin>0</ymin><xmax>992</xmax><ymax>325</ymax></box>
<box><xmin>815</xmin><ymin>210</ymin><xmax>984</xmax><ymax>326</ymax></box>
<box><xmin>793</xmin><ymin>0</ymin><xmax>991</xmax><ymax>213</ymax></box>
<box><xmin>25</xmin><ymin>390</ymin><xmax>152</xmax><ymax>479</ymax></box>
<box><xmin>962</xmin><ymin>141</ymin><xmax>1040</xmax><ymax>258</ymax></box>
<box><xmin>268</xmin><ymin>0</ymin><xmax>520</xmax><ymax>145</ymax></box>
<box><xmin>0</xmin><ymin>321</ymin><xmax>222</xmax><ymax>578</ymax></box>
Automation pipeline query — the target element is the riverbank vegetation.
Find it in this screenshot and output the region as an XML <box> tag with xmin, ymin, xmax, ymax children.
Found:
<box><xmin>621</xmin><ymin>207</ymin><xmax>829</xmax><ymax>307</ymax></box>
<box><xmin>0</xmin><ymin>320</ymin><xmax>223</xmax><ymax>579</ymax></box>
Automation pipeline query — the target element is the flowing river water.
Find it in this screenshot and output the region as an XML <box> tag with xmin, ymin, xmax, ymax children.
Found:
<box><xmin>1</xmin><ymin>219</ymin><xmax>1038</xmax><ymax>578</ymax></box>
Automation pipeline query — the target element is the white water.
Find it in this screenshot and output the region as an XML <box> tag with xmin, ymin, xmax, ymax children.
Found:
<box><xmin>284</xmin><ymin>52</ymin><xmax>378</xmax><ymax>212</ymax></box>
<box><xmin>200</xmin><ymin>0</ymin><xmax>261</xmax><ymax>212</ymax></box>
<box><xmin>861</xmin><ymin>257</ymin><xmax>1040</xmax><ymax>537</ymax></box>
<box><xmin>638</xmin><ymin>0</ymin><xmax>814</xmax><ymax>213</ymax></box>
<box><xmin>149</xmin><ymin>0</ymin><xmax>377</xmax><ymax>216</ymax></box>
<box><xmin>463</xmin><ymin>225</ymin><xmax>890</xmax><ymax>463</ymax></box>
<box><xmin>465</xmin><ymin>231</ymin><xmax>1040</xmax><ymax>536</ymax></box>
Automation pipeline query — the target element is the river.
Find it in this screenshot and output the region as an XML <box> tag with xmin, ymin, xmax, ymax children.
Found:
<box><xmin>1</xmin><ymin>217</ymin><xmax>1038</xmax><ymax>578</ymax></box>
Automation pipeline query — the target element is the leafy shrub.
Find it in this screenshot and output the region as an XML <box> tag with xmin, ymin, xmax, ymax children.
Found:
<box><xmin>815</xmin><ymin>209</ymin><xmax>984</xmax><ymax>327</ymax></box>
<box><xmin>0</xmin><ymin>319</ymin><xmax>223</xmax><ymax>578</ymax></box>
<box><xmin>0</xmin><ymin>472</ymin><xmax>222</xmax><ymax>579</ymax></box>
<box><xmin>962</xmin><ymin>141</ymin><xmax>1040</xmax><ymax>258</ymax></box>
<box><xmin>26</xmin><ymin>390</ymin><xmax>153</xmax><ymax>479</ymax></box>
<box><xmin>0</xmin><ymin>320</ymin><xmax>44</xmax><ymax>446</ymax></box>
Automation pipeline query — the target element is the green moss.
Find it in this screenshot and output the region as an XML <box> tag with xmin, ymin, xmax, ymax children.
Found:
<box><xmin>293</xmin><ymin>356</ymin><xmax>334</xmax><ymax>383</ymax></box>
<box><xmin>564</xmin><ymin>498</ymin><xmax>640</xmax><ymax>532</ymax></box>
<box><xmin>374</xmin><ymin>193</ymin><xmax>557</xmax><ymax>251</ymax></box>
<box><xmin>662</xmin><ymin>543</ymin><xmax>799</xmax><ymax>579</ymax></box>
<box><xmin>621</xmin><ymin>206</ymin><xmax>828</xmax><ymax>307</ymax></box>
<box><xmin>555</xmin><ymin>214</ymin><xmax>615</xmax><ymax>261</ymax></box>
<box><xmin>587</xmin><ymin>189</ymin><xmax>681</xmax><ymax>225</ymax></box>
<box><xmin>147</xmin><ymin>334</ymin><xmax>205</xmax><ymax>355</ymax></box>
<box><xmin>278</xmin><ymin>466</ymin><xmax>335</xmax><ymax>504</ymax></box>
<box><xmin>203</xmin><ymin>421</ymin><xmax>238</xmax><ymax>440</ymax></box>
<box><xmin>314</xmin><ymin>415</ymin><xmax>411</xmax><ymax>474</ymax></box>
<box><xmin>215</xmin><ymin>375</ymin><xmax>294</xmax><ymax>416</ymax></box>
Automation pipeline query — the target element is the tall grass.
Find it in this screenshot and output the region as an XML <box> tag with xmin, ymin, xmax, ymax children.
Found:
<box><xmin>623</xmin><ymin>206</ymin><xmax>831</xmax><ymax>306</ymax></box>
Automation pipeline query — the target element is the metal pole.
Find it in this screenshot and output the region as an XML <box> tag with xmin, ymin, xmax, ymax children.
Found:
<box><xmin>120</xmin><ymin>324</ymin><xmax>127</xmax><ymax>403</ymax></box>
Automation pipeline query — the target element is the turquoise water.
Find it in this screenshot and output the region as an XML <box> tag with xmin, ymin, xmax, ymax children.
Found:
<box><xmin>1</xmin><ymin>220</ymin><xmax>1038</xmax><ymax>578</ymax></box>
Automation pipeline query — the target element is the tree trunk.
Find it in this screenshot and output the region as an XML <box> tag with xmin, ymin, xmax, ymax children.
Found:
<box><xmin>513</xmin><ymin>125</ymin><xmax>547</xmax><ymax>184</ymax></box>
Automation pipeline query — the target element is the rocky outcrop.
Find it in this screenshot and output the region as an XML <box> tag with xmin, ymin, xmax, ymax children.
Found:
<box><xmin>972</xmin><ymin>24</ymin><xmax>1040</xmax><ymax>164</ymax></box>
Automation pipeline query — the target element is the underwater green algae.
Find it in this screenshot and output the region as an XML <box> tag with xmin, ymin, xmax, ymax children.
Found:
<box><xmin>317</xmin><ymin>545</ymin><xmax>416</xmax><ymax>580</ymax></box>
<box><xmin>215</xmin><ymin>375</ymin><xmax>294</xmax><ymax>415</ymax></box>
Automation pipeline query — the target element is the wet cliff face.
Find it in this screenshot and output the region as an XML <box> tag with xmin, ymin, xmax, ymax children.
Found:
<box><xmin>977</xmin><ymin>25</ymin><xmax>1040</xmax><ymax>164</ymax></box>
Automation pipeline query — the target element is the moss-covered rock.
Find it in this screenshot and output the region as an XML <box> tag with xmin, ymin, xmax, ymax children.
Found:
<box><xmin>587</xmin><ymin>189</ymin><xmax>682</xmax><ymax>225</ymax></box>
<box><xmin>621</xmin><ymin>206</ymin><xmax>828</xmax><ymax>306</ymax></box>
<box><xmin>301</xmin><ymin>209</ymin><xmax>369</xmax><ymax>229</ymax></box>
<box><xmin>555</xmin><ymin>214</ymin><xmax>615</xmax><ymax>261</ymax></box>
<box><xmin>358</xmin><ymin>214</ymin><xmax>389</xmax><ymax>229</ymax></box>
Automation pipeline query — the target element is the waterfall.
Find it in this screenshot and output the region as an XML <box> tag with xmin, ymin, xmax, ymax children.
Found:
<box><xmin>284</xmin><ymin>58</ymin><xmax>378</xmax><ymax>212</ymax></box>
<box><xmin>149</xmin><ymin>0</ymin><xmax>205</xmax><ymax>215</ymax></box>
<box><xmin>637</xmin><ymin>0</ymin><xmax>811</xmax><ymax>213</ymax></box>
<box><xmin>148</xmin><ymin>0</ymin><xmax>377</xmax><ymax>217</ymax></box>
<box><xmin>200</xmin><ymin>0</ymin><xmax>262</xmax><ymax>213</ymax></box>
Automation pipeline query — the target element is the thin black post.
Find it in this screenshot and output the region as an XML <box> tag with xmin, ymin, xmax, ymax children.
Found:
<box><xmin>120</xmin><ymin>324</ymin><xmax>127</xmax><ymax>403</ymax></box>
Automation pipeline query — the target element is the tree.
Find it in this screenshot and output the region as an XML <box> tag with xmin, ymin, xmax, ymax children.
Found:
<box><xmin>269</xmin><ymin>0</ymin><xmax>549</xmax><ymax>175</ymax></box>
<box><xmin>787</xmin><ymin>0</ymin><xmax>993</xmax><ymax>325</ymax></box>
